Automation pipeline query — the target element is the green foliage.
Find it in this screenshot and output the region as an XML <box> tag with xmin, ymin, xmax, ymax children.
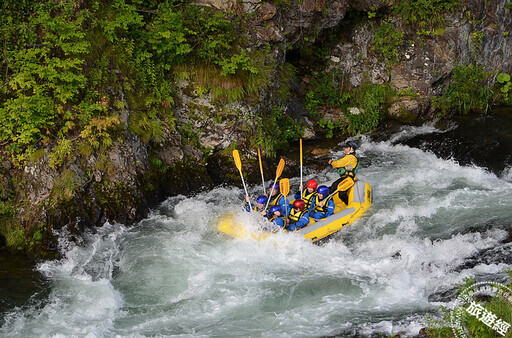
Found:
<box><xmin>276</xmin><ymin>63</ymin><xmax>297</xmax><ymax>100</ymax></box>
<box><xmin>497</xmin><ymin>72</ymin><xmax>512</xmax><ymax>103</ymax></box>
<box><xmin>423</xmin><ymin>305</ymin><xmax>456</xmax><ymax>337</ymax></box>
<box><xmin>304</xmin><ymin>72</ymin><xmax>348</xmax><ymax>115</ymax></box>
<box><xmin>7</xmin><ymin>228</ymin><xmax>26</xmax><ymax>251</ymax></box>
<box><xmin>393</xmin><ymin>0</ymin><xmax>460</xmax><ymax>34</ymax></box>
<box><xmin>218</xmin><ymin>51</ymin><xmax>258</xmax><ymax>76</ymax></box>
<box><xmin>347</xmin><ymin>83</ymin><xmax>395</xmax><ymax>135</ymax></box>
<box><xmin>317</xmin><ymin>118</ymin><xmax>343</xmax><ymax>138</ymax></box>
<box><xmin>0</xmin><ymin>201</ymin><xmax>16</xmax><ymax>221</ymax></box>
<box><xmin>50</xmin><ymin>170</ymin><xmax>79</xmax><ymax>202</ymax></box>
<box><xmin>0</xmin><ymin>0</ymin><xmax>254</xmax><ymax>166</ymax></box>
<box><xmin>471</xmin><ymin>31</ymin><xmax>485</xmax><ymax>50</ymax></box>
<box><xmin>371</xmin><ymin>22</ymin><xmax>404</xmax><ymax>65</ymax></box>
<box><xmin>150</xmin><ymin>157</ymin><xmax>170</xmax><ymax>173</ymax></box>
<box><xmin>49</xmin><ymin>139</ymin><xmax>74</xmax><ymax>169</ymax></box>
<box><xmin>425</xmin><ymin>275</ymin><xmax>512</xmax><ymax>337</ymax></box>
<box><xmin>255</xmin><ymin>106</ymin><xmax>303</xmax><ymax>157</ymax></box>
<box><xmin>506</xmin><ymin>2</ymin><xmax>512</xmax><ymax>10</ymax></box>
<box><xmin>398</xmin><ymin>88</ymin><xmax>419</xmax><ymax>97</ymax></box>
<box><xmin>0</xmin><ymin>1</ymin><xmax>90</xmax><ymax>163</ymax></box>
<box><xmin>129</xmin><ymin>111</ymin><xmax>167</xmax><ymax>143</ymax></box>
<box><xmin>178</xmin><ymin>122</ymin><xmax>201</xmax><ymax>147</ymax></box>
<box><xmin>460</xmin><ymin>296</ymin><xmax>512</xmax><ymax>337</ymax></box>
<box><xmin>432</xmin><ymin>64</ymin><xmax>493</xmax><ymax>116</ymax></box>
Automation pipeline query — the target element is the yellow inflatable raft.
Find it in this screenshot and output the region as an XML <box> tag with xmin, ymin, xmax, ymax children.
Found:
<box><xmin>217</xmin><ymin>180</ymin><xmax>372</xmax><ymax>243</ymax></box>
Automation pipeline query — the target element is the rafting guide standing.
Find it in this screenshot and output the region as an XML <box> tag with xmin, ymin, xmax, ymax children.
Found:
<box><xmin>328</xmin><ymin>141</ymin><xmax>359</xmax><ymax>205</ymax></box>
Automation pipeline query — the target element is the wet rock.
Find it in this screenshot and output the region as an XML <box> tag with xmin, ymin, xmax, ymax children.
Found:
<box><xmin>259</xmin><ymin>2</ymin><xmax>276</xmax><ymax>20</ymax></box>
<box><xmin>191</xmin><ymin>0</ymin><xmax>236</xmax><ymax>10</ymax></box>
<box><xmin>399</xmin><ymin>108</ymin><xmax>512</xmax><ymax>176</ymax></box>
<box><xmin>453</xmin><ymin>242</ymin><xmax>512</xmax><ymax>272</ymax></box>
<box><xmin>311</xmin><ymin>148</ymin><xmax>331</xmax><ymax>156</ymax></box>
<box><xmin>387</xmin><ymin>98</ymin><xmax>421</xmax><ymax>123</ymax></box>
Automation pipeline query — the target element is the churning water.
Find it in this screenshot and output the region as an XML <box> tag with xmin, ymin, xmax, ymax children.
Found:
<box><xmin>2</xmin><ymin>125</ymin><xmax>512</xmax><ymax>337</ymax></box>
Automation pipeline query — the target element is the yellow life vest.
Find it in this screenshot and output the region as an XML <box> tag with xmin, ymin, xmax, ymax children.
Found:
<box><xmin>269</xmin><ymin>193</ymin><xmax>284</xmax><ymax>206</ymax></box>
<box><xmin>302</xmin><ymin>189</ymin><xmax>317</xmax><ymax>209</ymax></box>
<box><xmin>288</xmin><ymin>208</ymin><xmax>307</xmax><ymax>224</ymax></box>
<box><xmin>314</xmin><ymin>195</ymin><xmax>333</xmax><ymax>213</ymax></box>
<box><xmin>336</xmin><ymin>154</ymin><xmax>359</xmax><ymax>178</ymax></box>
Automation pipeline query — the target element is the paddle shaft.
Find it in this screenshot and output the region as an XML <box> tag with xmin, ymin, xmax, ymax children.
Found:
<box><xmin>233</xmin><ymin>150</ymin><xmax>252</xmax><ymax>209</ymax></box>
<box><xmin>258</xmin><ymin>148</ymin><xmax>266</xmax><ymax>194</ymax></box>
<box><xmin>300</xmin><ymin>139</ymin><xmax>303</xmax><ymax>188</ymax></box>
<box><xmin>239</xmin><ymin>171</ymin><xmax>252</xmax><ymax>210</ymax></box>
<box><xmin>264</xmin><ymin>159</ymin><xmax>285</xmax><ymax>211</ymax></box>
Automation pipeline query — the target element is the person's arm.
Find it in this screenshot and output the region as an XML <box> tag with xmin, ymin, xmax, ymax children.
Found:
<box><xmin>325</xmin><ymin>200</ymin><xmax>335</xmax><ymax>217</ymax></box>
<box><xmin>296</xmin><ymin>213</ymin><xmax>310</xmax><ymax>228</ymax></box>
<box><xmin>294</xmin><ymin>190</ymin><xmax>301</xmax><ymax>200</ymax></box>
<box><xmin>330</xmin><ymin>155</ymin><xmax>351</xmax><ymax>168</ymax></box>
<box><xmin>273</xmin><ymin>218</ymin><xmax>285</xmax><ymax>228</ymax></box>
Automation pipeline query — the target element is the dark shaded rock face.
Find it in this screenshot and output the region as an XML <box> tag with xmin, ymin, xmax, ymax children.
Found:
<box><xmin>398</xmin><ymin>108</ymin><xmax>512</xmax><ymax>177</ymax></box>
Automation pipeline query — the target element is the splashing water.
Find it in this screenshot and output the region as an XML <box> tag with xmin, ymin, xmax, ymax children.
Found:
<box><xmin>2</xmin><ymin>126</ymin><xmax>512</xmax><ymax>337</ymax></box>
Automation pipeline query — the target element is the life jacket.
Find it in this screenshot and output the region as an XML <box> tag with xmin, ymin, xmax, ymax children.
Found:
<box><xmin>337</xmin><ymin>153</ymin><xmax>359</xmax><ymax>178</ymax></box>
<box><xmin>251</xmin><ymin>205</ymin><xmax>264</xmax><ymax>213</ymax></box>
<box><xmin>269</xmin><ymin>193</ymin><xmax>284</xmax><ymax>206</ymax></box>
<box><xmin>288</xmin><ymin>208</ymin><xmax>307</xmax><ymax>224</ymax></box>
<box><xmin>314</xmin><ymin>195</ymin><xmax>334</xmax><ymax>214</ymax></box>
<box><xmin>301</xmin><ymin>189</ymin><xmax>317</xmax><ymax>209</ymax></box>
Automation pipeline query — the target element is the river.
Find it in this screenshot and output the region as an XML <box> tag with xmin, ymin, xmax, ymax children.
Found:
<box><xmin>1</xmin><ymin>112</ymin><xmax>512</xmax><ymax>337</ymax></box>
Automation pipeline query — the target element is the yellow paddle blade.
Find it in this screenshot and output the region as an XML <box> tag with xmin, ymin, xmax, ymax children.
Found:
<box><xmin>276</xmin><ymin>158</ymin><xmax>285</xmax><ymax>178</ymax></box>
<box><xmin>233</xmin><ymin>150</ymin><xmax>242</xmax><ymax>171</ymax></box>
<box><xmin>337</xmin><ymin>177</ymin><xmax>355</xmax><ymax>192</ymax></box>
<box><xmin>280</xmin><ymin>178</ymin><xmax>290</xmax><ymax>196</ymax></box>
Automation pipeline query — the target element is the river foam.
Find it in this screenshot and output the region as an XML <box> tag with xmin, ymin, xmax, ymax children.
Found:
<box><xmin>2</xmin><ymin>125</ymin><xmax>512</xmax><ymax>337</ymax></box>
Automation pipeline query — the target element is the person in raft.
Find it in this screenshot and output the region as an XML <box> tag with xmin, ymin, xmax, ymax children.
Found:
<box><xmin>309</xmin><ymin>185</ymin><xmax>335</xmax><ymax>220</ymax></box>
<box><xmin>245</xmin><ymin>195</ymin><xmax>267</xmax><ymax>213</ymax></box>
<box><xmin>267</xmin><ymin>181</ymin><xmax>291</xmax><ymax>217</ymax></box>
<box><xmin>286</xmin><ymin>199</ymin><xmax>310</xmax><ymax>231</ymax></box>
<box><xmin>328</xmin><ymin>140</ymin><xmax>359</xmax><ymax>205</ymax></box>
<box><xmin>294</xmin><ymin>179</ymin><xmax>318</xmax><ymax>211</ymax></box>
<box><xmin>268</xmin><ymin>205</ymin><xmax>285</xmax><ymax>228</ymax></box>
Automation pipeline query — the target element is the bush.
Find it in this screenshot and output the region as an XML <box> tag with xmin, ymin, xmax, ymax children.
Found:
<box><xmin>432</xmin><ymin>64</ymin><xmax>493</xmax><ymax>117</ymax></box>
<box><xmin>347</xmin><ymin>83</ymin><xmax>394</xmax><ymax>134</ymax></box>
<box><xmin>497</xmin><ymin>72</ymin><xmax>512</xmax><ymax>104</ymax></box>
<box><xmin>371</xmin><ymin>22</ymin><xmax>404</xmax><ymax>64</ymax></box>
<box><xmin>393</xmin><ymin>0</ymin><xmax>460</xmax><ymax>33</ymax></box>
<box><xmin>255</xmin><ymin>106</ymin><xmax>303</xmax><ymax>157</ymax></box>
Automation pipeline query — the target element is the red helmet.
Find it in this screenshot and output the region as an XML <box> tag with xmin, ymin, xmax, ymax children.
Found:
<box><xmin>306</xmin><ymin>179</ymin><xmax>318</xmax><ymax>189</ymax></box>
<box><xmin>293</xmin><ymin>199</ymin><xmax>306</xmax><ymax>211</ymax></box>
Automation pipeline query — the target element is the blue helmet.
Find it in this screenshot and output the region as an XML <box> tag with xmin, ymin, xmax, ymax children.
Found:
<box><xmin>269</xmin><ymin>182</ymin><xmax>279</xmax><ymax>192</ymax></box>
<box><xmin>270</xmin><ymin>205</ymin><xmax>282</xmax><ymax>214</ymax></box>
<box><xmin>317</xmin><ymin>185</ymin><xmax>329</xmax><ymax>197</ymax></box>
<box><xmin>256</xmin><ymin>195</ymin><xmax>268</xmax><ymax>204</ymax></box>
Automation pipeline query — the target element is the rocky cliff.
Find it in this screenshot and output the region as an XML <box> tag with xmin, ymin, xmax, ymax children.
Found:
<box><xmin>1</xmin><ymin>0</ymin><xmax>511</xmax><ymax>257</ymax></box>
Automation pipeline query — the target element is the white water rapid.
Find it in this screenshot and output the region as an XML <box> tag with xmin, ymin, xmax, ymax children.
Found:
<box><xmin>2</xmin><ymin>125</ymin><xmax>512</xmax><ymax>337</ymax></box>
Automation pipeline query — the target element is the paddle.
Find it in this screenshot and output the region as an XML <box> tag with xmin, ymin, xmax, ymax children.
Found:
<box><xmin>299</xmin><ymin>139</ymin><xmax>303</xmax><ymax>189</ymax></box>
<box><xmin>264</xmin><ymin>158</ymin><xmax>285</xmax><ymax>211</ymax></box>
<box><xmin>233</xmin><ymin>150</ymin><xmax>251</xmax><ymax>209</ymax></box>
<box><xmin>258</xmin><ymin>148</ymin><xmax>266</xmax><ymax>195</ymax></box>
<box><xmin>314</xmin><ymin>178</ymin><xmax>354</xmax><ymax>207</ymax></box>
<box><xmin>279</xmin><ymin>178</ymin><xmax>290</xmax><ymax>217</ymax></box>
